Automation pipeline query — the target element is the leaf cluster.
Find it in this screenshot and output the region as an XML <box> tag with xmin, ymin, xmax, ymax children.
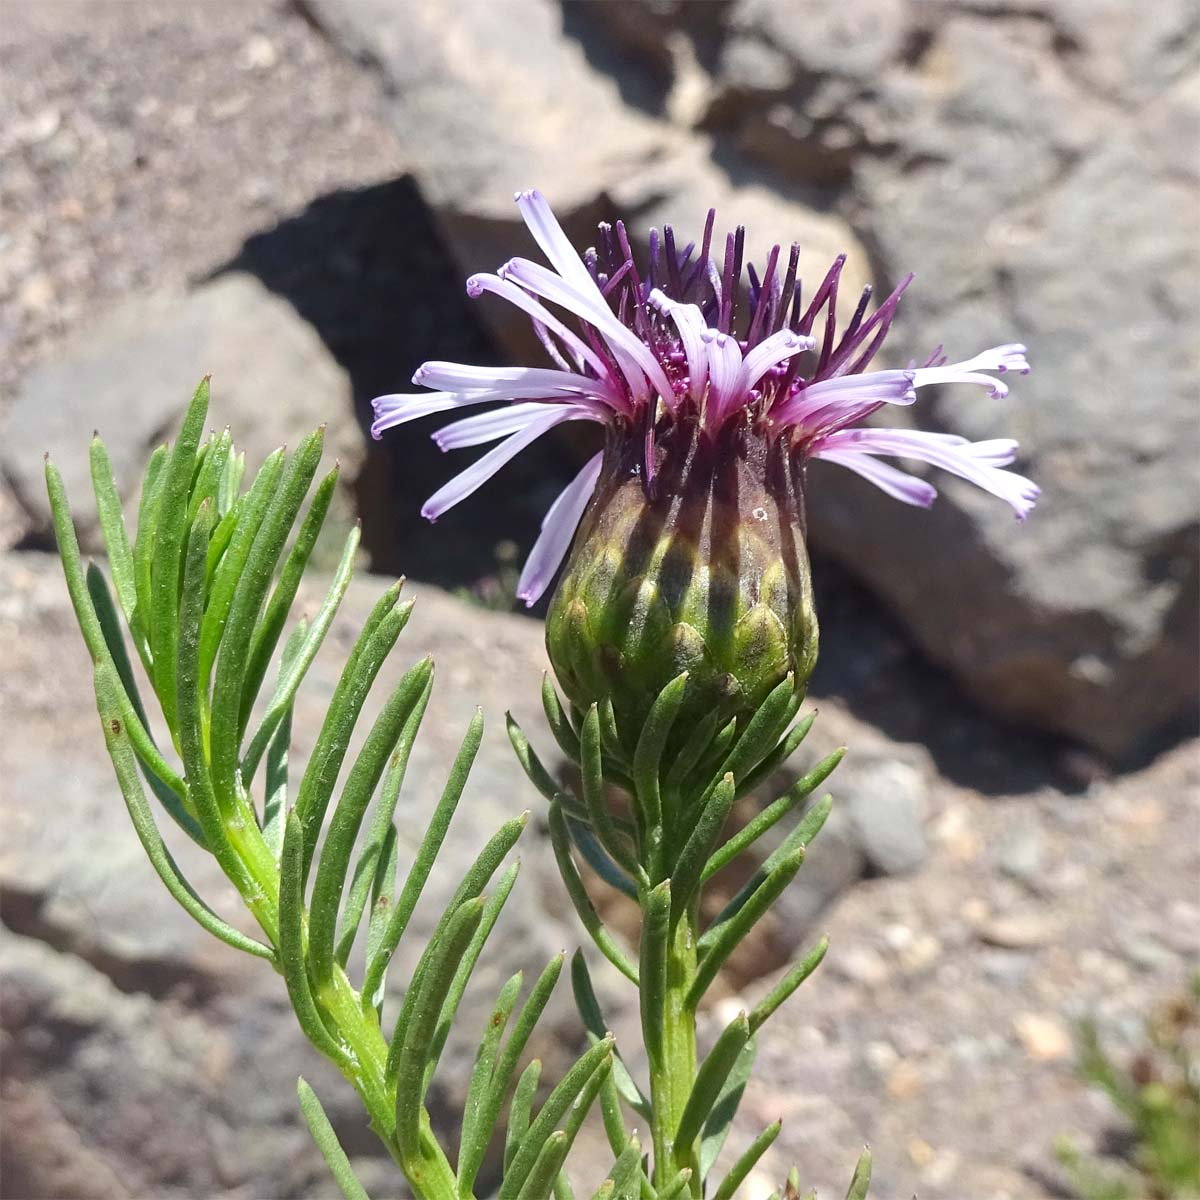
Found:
<box><xmin>46</xmin><ymin>380</ymin><xmax>612</xmax><ymax>1200</ymax></box>
<box><xmin>510</xmin><ymin>671</ymin><xmax>867</xmax><ymax>1199</ymax></box>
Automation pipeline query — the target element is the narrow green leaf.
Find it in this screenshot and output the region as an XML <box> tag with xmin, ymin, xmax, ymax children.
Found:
<box><xmin>663</xmin><ymin>707</ymin><xmax>722</xmax><ymax>796</ymax></box>
<box><xmin>87</xmin><ymin>563</ymin><xmax>204</xmax><ymax>845</ymax></box>
<box><xmin>507</xmin><ymin>712</ymin><xmax>563</xmax><ymax>804</ymax></box>
<box><xmin>458</xmin><ymin>971</ymin><xmax>525</xmax><ymax>1196</ymax></box>
<box><xmin>639</xmin><ymin>881</ymin><xmax>671</xmax><ymax>1068</ymax></box>
<box><xmin>569</xmin><ymin>951</ymin><xmax>650</xmax><ymax>1119</ymax></box>
<box><xmin>716</xmin><ymin>675</ymin><xmax>801</xmax><ymax>788</ymax></box>
<box><xmin>678</xmin><ymin>718</ymin><xmax>738</xmax><ymax>807</ymax></box>
<box><xmin>541</xmin><ymin>674</ymin><xmax>581</xmax><ymax>762</ymax></box>
<box><xmin>845</xmin><ymin>1149</ymin><xmax>871</xmax><ymax>1200</ymax></box>
<box><xmin>710</xmin><ymin>1122</ymin><xmax>781</xmax><ymax>1200</ymax></box>
<box><xmin>279</xmin><ymin>810</ymin><xmax>352</xmax><ymax>1066</ymax></box>
<box><xmin>690</xmin><ymin>845</ymin><xmax>806</xmax><ymax>1007</ymax></box>
<box><xmin>174</xmin><ymin>502</ymin><xmax>258</xmax><ymax>897</ymax></box>
<box><xmin>295</xmin><ymin>583</ymin><xmax>411</xmax><ymax>881</ymax></box>
<box><xmin>205</xmin><ymin>498</ymin><xmax>242</xmax><ymax>585</ymax></box>
<box><xmin>675</xmin><ymin>1012</ymin><xmax>751</xmax><ymax>1166</ymax></box>
<box><xmin>670</xmin><ymin>772</ymin><xmax>736</xmax><ymax>923</ymax></box>
<box><xmin>658</xmin><ymin>1170</ymin><xmax>693</xmax><ymax>1200</ymax></box>
<box><xmin>393</xmin><ymin>898</ymin><xmax>486</xmax><ymax>1160</ymax></box>
<box><xmin>308</xmin><ymin>656</ymin><xmax>434</xmax><ymax>985</ymax></box>
<box><xmin>517</xmin><ymin>1131</ymin><xmax>571</xmax><ymax>1200</ymax></box>
<box><xmin>479</xmin><ymin>953</ymin><xmax>565</xmax><ymax>1171</ymax></box>
<box><xmin>604</xmin><ymin>1138</ymin><xmax>643</xmax><ymax>1200</ymax></box>
<box><xmin>263</xmin><ymin>621</ymin><xmax>308</xmax><ymax>858</ymax></box>
<box><xmin>733</xmin><ymin>712</ymin><xmax>818</xmax><ymax>800</ymax></box>
<box><xmin>238</xmin><ymin>464</ymin><xmax>340</xmax><ymax>733</ymax></box>
<box><xmin>364</xmin><ymin>826</ymin><xmax>399</xmax><ymax>973</ymax></box>
<box><xmin>505</xmin><ymin>1060</ymin><xmax>542</xmax><ymax>1171</ymax></box>
<box><xmin>596</xmin><ymin>698</ymin><xmax>626</xmax><ymax>762</ymax></box>
<box><xmin>218</xmin><ymin>448</ymin><xmax>245</xmax><ymax>517</ymax></box>
<box><xmin>88</xmin><ymin>435</ymin><xmax>137</xmax><ymax>629</ymax></box>
<box><xmin>385</xmin><ymin>814</ymin><xmax>526</xmax><ymax>1069</ymax></box>
<box><xmin>240</xmin><ymin>524</ymin><xmax>361</xmax><ymax>785</ymax></box>
<box><xmin>91</xmin><ymin>661</ymin><xmax>272</xmax><ymax>960</ymax></box>
<box><xmin>699</xmin><ymin>1037</ymin><xmax>757</xmax><ymax>1180</ymax></box>
<box><xmin>581</xmin><ymin>707</ymin><xmax>639</xmax><ymax>877</ymax></box>
<box><xmin>703</xmin><ymin>795</ymin><xmax>833</xmax><ymax>941</ymax></box>
<box><xmin>554</xmin><ymin>1167</ymin><xmax>576</xmax><ymax>1200</ymax></box>
<box><xmin>499</xmin><ymin>1038</ymin><xmax>614</xmax><ymax>1200</ymax></box>
<box><xmin>187</xmin><ymin>428</ymin><xmax>232</xmax><ymax>525</ymax></box>
<box><xmin>702</xmin><ymin>751</ymin><xmax>843</xmax><ymax>883</ymax></box>
<box><xmin>631</xmin><ymin>671</ymin><xmax>689</xmax><ymax>866</ymax></box>
<box><xmin>361</xmin><ymin>711</ymin><xmax>493</xmax><ymax>1009</ymax></box>
<box><xmin>566</xmin><ymin>814</ymin><xmax>638</xmax><ymax>901</ymax></box>
<box><xmin>336</xmin><ymin>669</ymin><xmax>434</xmax><ymax>966</ymax></box>
<box><xmin>131</xmin><ymin>441</ymin><xmax>169</xmax><ymax>660</ymax></box>
<box><xmin>423</xmin><ymin>861</ymin><xmax>520</xmax><ymax>1093</ymax></box>
<box><xmin>197</xmin><ymin>446</ymin><xmax>285</xmax><ymax>687</ymax></box>
<box><xmin>297</xmin><ymin>1077</ymin><xmax>370</xmax><ymax>1200</ymax></box>
<box><xmin>550</xmin><ymin>1053</ymin><xmax>614</xmax><ymax>1172</ymax></box>
<box><xmin>548</xmin><ymin>803</ymin><xmax>639</xmax><ymax>986</ymax></box>
<box><xmin>47</xmin><ymin>458</ymin><xmax>195</xmax><ymax>832</ymax></box>
<box><xmin>210</xmin><ymin>427</ymin><xmax>325</xmax><ymax>799</ymax></box>
<box><xmin>748</xmin><ymin>937</ymin><xmax>828</xmax><ymax>1035</ymax></box>
<box><xmin>149</xmin><ymin>377</ymin><xmax>210</xmax><ymax>732</ymax></box>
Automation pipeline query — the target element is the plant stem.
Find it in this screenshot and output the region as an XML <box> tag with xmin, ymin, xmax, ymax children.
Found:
<box><xmin>649</xmin><ymin>912</ymin><xmax>701</xmax><ymax>1195</ymax></box>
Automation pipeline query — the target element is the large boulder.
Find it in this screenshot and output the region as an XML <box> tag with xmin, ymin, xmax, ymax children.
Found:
<box><xmin>0</xmin><ymin>273</ymin><xmax>363</xmax><ymax>553</ymax></box>
<box><xmin>703</xmin><ymin>1</ymin><xmax>1200</xmax><ymax>757</ymax></box>
<box><xmin>296</xmin><ymin>0</ymin><xmax>865</xmax><ymax>359</ymax></box>
<box><xmin>303</xmin><ymin>0</ymin><xmax>1198</xmax><ymax>756</ymax></box>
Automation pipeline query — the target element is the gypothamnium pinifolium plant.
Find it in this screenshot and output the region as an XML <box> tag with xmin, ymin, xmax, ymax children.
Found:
<box><xmin>51</xmin><ymin>190</ymin><xmax>1036</xmax><ymax>1200</ymax></box>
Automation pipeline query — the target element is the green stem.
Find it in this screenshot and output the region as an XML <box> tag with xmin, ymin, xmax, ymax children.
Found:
<box><xmin>648</xmin><ymin>914</ymin><xmax>700</xmax><ymax>1195</ymax></box>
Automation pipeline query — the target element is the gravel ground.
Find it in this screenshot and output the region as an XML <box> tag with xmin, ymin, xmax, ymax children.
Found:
<box><xmin>0</xmin><ymin>0</ymin><xmax>404</xmax><ymax>396</ymax></box>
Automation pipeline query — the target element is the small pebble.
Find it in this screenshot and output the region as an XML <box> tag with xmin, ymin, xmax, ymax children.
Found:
<box><xmin>1013</xmin><ymin>1012</ymin><xmax>1072</xmax><ymax>1061</ymax></box>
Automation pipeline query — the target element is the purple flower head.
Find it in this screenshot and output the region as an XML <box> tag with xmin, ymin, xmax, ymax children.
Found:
<box><xmin>372</xmin><ymin>189</ymin><xmax>1038</xmax><ymax>606</ymax></box>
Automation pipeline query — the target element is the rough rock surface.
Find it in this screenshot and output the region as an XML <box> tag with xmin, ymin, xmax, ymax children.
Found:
<box><xmin>301</xmin><ymin>0</ymin><xmax>1200</xmax><ymax>757</ymax></box>
<box><xmin>0</xmin><ymin>273</ymin><xmax>362</xmax><ymax>552</ymax></box>
<box><xmin>296</xmin><ymin>0</ymin><xmax>866</xmax><ymax>361</ymax></box>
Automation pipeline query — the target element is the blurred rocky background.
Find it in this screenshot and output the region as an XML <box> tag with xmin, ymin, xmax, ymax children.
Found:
<box><xmin>1</xmin><ymin>2</ymin><xmax>1197</xmax><ymax>1199</ymax></box>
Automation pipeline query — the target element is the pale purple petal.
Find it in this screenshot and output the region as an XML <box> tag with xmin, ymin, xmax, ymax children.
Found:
<box><xmin>701</xmin><ymin>329</ymin><xmax>743</xmax><ymax>428</ymax></box>
<box><xmin>421</xmin><ymin>406</ymin><xmax>579</xmax><ymax>520</ymax></box>
<box><xmin>815</xmin><ymin>426</ymin><xmax>1040</xmax><ymax>518</ymax></box>
<box><xmin>467</xmin><ymin>273</ymin><xmax>615</xmax><ymax>385</ymax></box>
<box><xmin>501</xmin><ymin>258</ymin><xmax>676</xmax><ymax>407</ymax></box>
<box><xmin>514</xmin><ymin>189</ymin><xmax>601</xmax><ymax>298</ymax></box>
<box><xmin>812</xmin><ymin>446</ymin><xmax>938</xmax><ymax>507</ymax></box>
<box><xmin>414</xmin><ymin>361</ymin><xmax>615</xmax><ymax>401</ymax></box>
<box><xmin>371</xmin><ymin>391</ymin><xmax>494</xmax><ymax>440</ymax></box>
<box><xmin>912</xmin><ymin>344</ymin><xmax>1030</xmax><ymax>398</ymax></box>
<box><xmin>772</xmin><ymin>369</ymin><xmax>915</xmax><ymax>430</ymax></box>
<box><xmin>648</xmin><ymin>289</ymin><xmax>707</xmax><ymax>406</ymax></box>
<box><xmin>736</xmin><ymin>327</ymin><xmax>815</xmax><ymax>395</ymax></box>
<box><xmin>516</xmin><ymin>450</ymin><xmax>604</xmax><ymax>606</ymax></box>
<box><xmin>434</xmin><ymin>400</ymin><xmax>600</xmax><ymax>450</ymax></box>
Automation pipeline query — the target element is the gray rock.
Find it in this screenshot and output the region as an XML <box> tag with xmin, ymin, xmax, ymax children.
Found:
<box><xmin>1</xmin><ymin>273</ymin><xmax>363</xmax><ymax>551</ymax></box>
<box><xmin>298</xmin><ymin>0</ymin><xmax>867</xmax><ymax>361</ymax></box>
<box><xmin>710</xmin><ymin>3</ymin><xmax>1200</xmax><ymax>757</ymax></box>
<box><xmin>844</xmin><ymin>756</ymin><xmax>930</xmax><ymax>876</ymax></box>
